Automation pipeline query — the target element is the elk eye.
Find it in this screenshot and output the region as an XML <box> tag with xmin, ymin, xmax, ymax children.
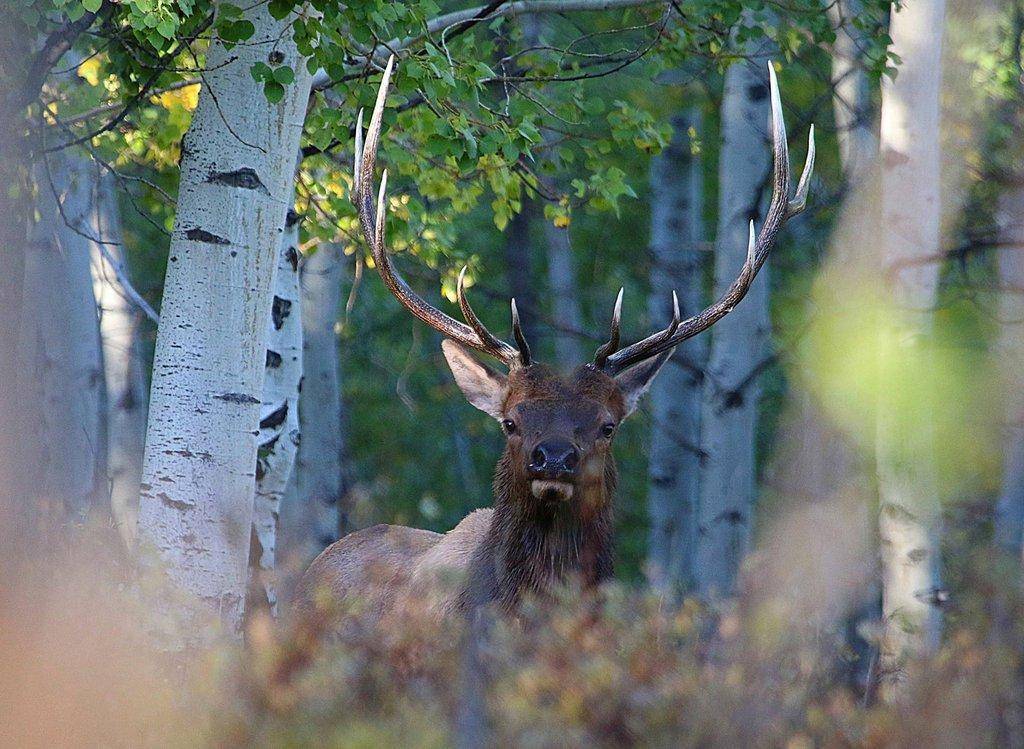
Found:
<box><xmin>502</xmin><ymin>419</ymin><xmax>517</xmax><ymax>435</ymax></box>
<box><xmin>602</xmin><ymin>423</ymin><xmax>616</xmax><ymax>438</ymax></box>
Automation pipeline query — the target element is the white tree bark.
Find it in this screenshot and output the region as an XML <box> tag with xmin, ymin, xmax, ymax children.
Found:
<box><xmin>877</xmin><ymin>0</ymin><xmax>946</xmax><ymax>699</ymax></box>
<box><xmin>784</xmin><ymin>0</ymin><xmax>877</xmax><ymax>504</ymax></box>
<box><xmin>19</xmin><ymin>154</ymin><xmax>105</xmax><ymax>521</ymax></box>
<box><xmin>250</xmin><ymin>196</ymin><xmax>303</xmax><ymax>615</ymax></box>
<box><xmin>827</xmin><ymin>0</ymin><xmax>877</xmax><ymax>183</ymax></box>
<box><xmin>91</xmin><ymin>172</ymin><xmax>149</xmax><ymax>547</ymax></box>
<box><xmin>646</xmin><ymin>106</ymin><xmax>706</xmax><ymax>594</ymax></box>
<box><xmin>694</xmin><ymin>51</ymin><xmax>772</xmax><ymax>598</ymax></box>
<box><xmin>136</xmin><ymin>3</ymin><xmax>314</xmax><ymax>632</ymax></box>
<box><xmin>993</xmin><ymin>184</ymin><xmax>1024</xmax><ymax>559</ymax></box>
<box><xmin>280</xmin><ymin>243</ymin><xmax>350</xmax><ymax>579</ymax></box>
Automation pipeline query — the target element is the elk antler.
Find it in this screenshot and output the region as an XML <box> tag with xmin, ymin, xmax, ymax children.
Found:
<box><xmin>595</xmin><ymin>61</ymin><xmax>815</xmax><ymax>375</ymax></box>
<box><xmin>352</xmin><ymin>56</ymin><xmax>531</xmax><ymax>368</ymax></box>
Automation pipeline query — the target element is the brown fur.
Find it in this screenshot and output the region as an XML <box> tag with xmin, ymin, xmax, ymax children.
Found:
<box><xmin>295</xmin><ymin>363</ymin><xmax>640</xmax><ymax>630</ymax></box>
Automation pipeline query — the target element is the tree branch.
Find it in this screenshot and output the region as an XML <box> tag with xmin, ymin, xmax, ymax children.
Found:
<box><xmin>10</xmin><ymin>4</ymin><xmax>110</xmax><ymax>113</ymax></box>
<box><xmin>310</xmin><ymin>0</ymin><xmax>668</xmax><ymax>90</ymax></box>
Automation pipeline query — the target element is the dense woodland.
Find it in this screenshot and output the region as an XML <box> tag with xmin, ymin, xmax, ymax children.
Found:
<box><xmin>3</xmin><ymin>0</ymin><xmax>1024</xmax><ymax>745</ymax></box>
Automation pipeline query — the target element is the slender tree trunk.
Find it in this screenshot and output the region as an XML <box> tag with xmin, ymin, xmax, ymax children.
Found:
<box><xmin>993</xmin><ymin>7</ymin><xmax>1024</xmax><ymax>565</ymax></box>
<box><xmin>545</xmin><ymin>222</ymin><xmax>586</xmax><ymax>365</ymax></box>
<box><xmin>91</xmin><ymin>172</ymin><xmax>149</xmax><ymax>548</ymax></box>
<box><xmin>524</xmin><ymin>14</ymin><xmax>586</xmax><ymax>366</ymax></box>
<box><xmin>19</xmin><ymin>154</ymin><xmax>106</xmax><ymax>523</ymax></box>
<box><xmin>646</xmin><ymin>105</ymin><xmax>706</xmax><ymax>594</ymax></box>
<box><xmin>136</xmin><ymin>3</ymin><xmax>314</xmax><ymax>633</ymax></box>
<box><xmin>877</xmin><ymin>0</ymin><xmax>946</xmax><ymax>700</ymax></box>
<box><xmin>250</xmin><ymin>192</ymin><xmax>304</xmax><ymax>616</ymax></box>
<box><xmin>0</xmin><ymin>16</ymin><xmax>36</xmax><ymax>556</ymax></box>
<box><xmin>503</xmin><ymin>203</ymin><xmax>540</xmax><ymax>345</ymax></box>
<box><xmin>827</xmin><ymin>0</ymin><xmax>876</xmax><ymax>184</ymax></box>
<box><xmin>694</xmin><ymin>50</ymin><xmax>772</xmax><ymax>598</ymax></box>
<box><xmin>279</xmin><ymin>243</ymin><xmax>352</xmax><ymax>582</ymax></box>
<box><xmin>994</xmin><ymin>184</ymin><xmax>1024</xmax><ymax>560</ymax></box>
<box><xmin>786</xmin><ymin>0</ymin><xmax>876</xmax><ymax>504</ymax></box>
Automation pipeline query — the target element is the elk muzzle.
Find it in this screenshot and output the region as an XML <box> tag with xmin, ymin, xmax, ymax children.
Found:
<box><xmin>528</xmin><ymin>440</ymin><xmax>579</xmax><ymax>481</ymax></box>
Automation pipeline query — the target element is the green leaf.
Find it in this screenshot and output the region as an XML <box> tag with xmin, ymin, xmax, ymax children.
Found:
<box><xmin>82</xmin><ymin>0</ymin><xmax>102</xmax><ymax>12</ymax></box>
<box><xmin>156</xmin><ymin>18</ymin><xmax>176</xmax><ymax>39</ymax></box>
<box><xmin>250</xmin><ymin>62</ymin><xmax>271</xmax><ymax>82</ymax></box>
<box><xmin>264</xmin><ymin>80</ymin><xmax>285</xmax><ymax>104</ymax></box>
<box><xmin>220</xmin><ymin>19</ymin><xmax>255</xmax><ymax>42</ymax></box>
<box><xmin>273</xmin><ymin>65</ymin><xmax>294</xmax><ymax>85</ymax></box>
<box><xmin>268</xmin><ymin>0</ymin><xmax>293</xmax><ymax>20</ymax></box>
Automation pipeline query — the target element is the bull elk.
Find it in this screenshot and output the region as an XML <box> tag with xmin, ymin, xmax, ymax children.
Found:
<box><xmin>297</xmin><ymin>56</ymin><xmax>814</xmax><ymax>625</ymax></box>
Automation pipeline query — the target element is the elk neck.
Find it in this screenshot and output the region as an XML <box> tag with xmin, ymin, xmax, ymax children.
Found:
<box><xmin>463</xmin><ymin>447</ymin><xmax>617</xmax><ymax>613</ymax></box>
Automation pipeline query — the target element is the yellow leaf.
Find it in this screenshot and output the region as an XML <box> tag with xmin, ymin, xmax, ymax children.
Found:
<box><xmin>153</xmin><ymin>84</ymin><xmax>200</xmax><ymax>112</ymax></box>
<box><xmin>552</xmin><ymin>214</ymin><xmax>571</xmax><ymax>229</ymax></box>
<box><xmin>77</xmin><ymin>57</ymin><xmax>101</xmax><ymax>86</ymax></box>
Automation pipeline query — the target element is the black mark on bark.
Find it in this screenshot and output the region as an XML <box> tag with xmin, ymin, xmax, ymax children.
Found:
<box><xmin>271</xmin><ymin>296</ymin><xmax>292</xmax><ymax>329</ymax></box>
<box><xmin>206</xmin><ymin>167</ymin><xmax>269</xmax><ymax>194</ymax></box>
<box><xmin>260</xmin><ymin>403</ymin><xmax>288</xmax><ymax>430</ymax></box>
<box><xmin>215</xmin><ymin>392</ymin><xmax>260</xmax><ymax>404</ymax></box>
<box><xmin>285</xmin><ymin>246</ymin><xmax>299</xmax><ymax>272</ymax></box>
<box><xmin>158</xmin><ymin>492</ymin><xmax>192</xmax><ymax>511</ymax></box>
<box><xmin>748</xmin><ymin>83</ymin><xmax>768</xmax><ymax>101</ymax></box>
<box><xmin>266</xmin><ymin>350</ymin><xmax>282</xmax><ymax>368</ymax></box>
<box><xmin>185</xmin><ymin>228</ymin><xmax>230</xmax><ymax>245</ymax></box>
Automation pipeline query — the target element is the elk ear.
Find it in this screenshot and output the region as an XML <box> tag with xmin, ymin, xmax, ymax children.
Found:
<box><xmin>614</xmin><ymin>348</ymin><xmax>674</xmax><ymax>418</ymax></box>
<box><xmin>442</xmin><ymin>339</ymin><xmax>508</xmax><ymax>420</ymax></box>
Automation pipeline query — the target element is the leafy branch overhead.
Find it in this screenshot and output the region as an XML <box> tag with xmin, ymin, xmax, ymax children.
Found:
<box><xmin>27</xmin><ymin>0</ymin><xmax>893</xmax><ymax>255</ymax></box>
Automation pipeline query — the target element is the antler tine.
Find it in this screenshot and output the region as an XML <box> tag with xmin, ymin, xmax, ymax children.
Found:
<box><xmin>593</xmin><ymin>287</ymin><xmax>624</xmax><ymax>366</ymax></box>
<box><xmin>599</xmin><ymin>60</ymin><xmax>814</xmax><ymax>375</ymax></box>
<box><xmin>375</xmin><ymin>169</ymin><xmax>388</xmax><ymax>248</ymax></box>
<box><xmin>358</xmin><ymin>55</ymin><xmax>394</xmax><ymax>203</ymax></box>
<box><xmin>353</xmin><ymin>108</ymin><xmax>364</xmax><ymax>200</ymax></box>
<box><xmin>510</xmin><ymin>299</ymin><xmax>532</xmax><ymax>366</ymax></box>
<box><xmin>353</xmin><ymin>55</ymin><xmax>525</xmax><ymax>367</ymax></box>
<box><xmin>788</xmin><ymin>125</ymin><xmax>815</xmax><ymax>217</ymax></box>
<box><xmin>457</xmin><ymin>267</ymin><xmax>520</xmax><ymax>365</ymax></box>
<box><xmin>745</xmin><ymin>219</ymin><xmax>756</xmax><ymax>270</ymax></box>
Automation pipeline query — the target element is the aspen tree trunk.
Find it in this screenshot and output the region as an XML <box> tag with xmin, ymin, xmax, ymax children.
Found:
<box><xmin>249</xmin><ymin>192</ymin><xmax>303</xmax><ymax>615</ymax></box>
<box><xmin>136</xmin><ymin>3</ymin><xmax>313</xmax><ymax>632</ymax></box>
<box><xmin>545</xmin><ymin>223</ymin><xmax>586</xmax><ymax>365</ymax></box>
<box><xmin>877</xmin><ymin>0</ymin><xmax>946</xmax><ymax>699</ymax></box>
<box><xmin>280</xmin><ymin>243</ymin><xmax>351</xmax><ymax>580</ymax></box>
<box><xmin>694</xmin><ymin>51</ymin><xmax>771</xmax><ymax>598</ymax></box>
<box><xmin>993</xmin><ymin>6</ymin><xmax>1024</xmax><ymax>564</ymax></box>
<box><xmin>525</xmin><ymin>15</ymin><xmax>586</xmax><ymax>366</ymax></box>
<box><xmin>993</xmin><ymin>184</ymin><xmax>1024</xmax><ymax>560</ymax></box>
<box><xmin>504</xmin><ymin>202</ymin><xmax>540</xmax><ymax>345</ymax></box>
<box><xmin>787</xmin><ymin>0</ymin><xmax>875</xmax><ymax>503</ymax></box>
<box><xmin>646</xmin><ymin>106</ymin><xmax>706</xmax><ymax>594</ymax></box>
<box><xmin>0</xmin><ymin>24</ymin><xmax>35</xmax><ymax>552</ymax></box>
<box><xmin>19</xmin><ymin>155</ymin><xmax>106</xmax><ymax>523</ymax></box>
<box><xmin>827</xmin><ymin>0</ymin><xmax>876</xmax><ymax>183</ymax></box>
<box><xmin>91</xmin><ymin>172</ymin><xmax>149</xmax><ymax>547</ymax></box>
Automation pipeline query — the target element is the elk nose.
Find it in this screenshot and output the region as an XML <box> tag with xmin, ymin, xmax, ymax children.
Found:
<box><xmin>529</xmin><ymin>440</ymin><xmax>580</xmax><ymax>478</ymax></box>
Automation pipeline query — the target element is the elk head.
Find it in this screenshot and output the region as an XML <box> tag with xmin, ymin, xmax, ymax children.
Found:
<box><xmin>352</xmin><ymin>56</ymin><xmax>814</xmax><ymax>512</ymax></box>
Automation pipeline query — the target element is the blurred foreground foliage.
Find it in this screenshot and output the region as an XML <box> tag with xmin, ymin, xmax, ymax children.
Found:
<box><xmin>2</xmin><ymin>526</ymin><xmax>1023</xmax><ymax>748</ymax></box>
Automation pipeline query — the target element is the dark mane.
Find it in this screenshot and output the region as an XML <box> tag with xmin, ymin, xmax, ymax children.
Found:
<box><xmin>459</xmin><ymin>438</ymin><xmax>617</xmax><ymax>614</ymax></box>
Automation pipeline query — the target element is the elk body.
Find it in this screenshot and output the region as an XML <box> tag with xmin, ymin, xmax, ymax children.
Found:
<box><xmin>296</xmin><ymin>57</ymin><xmax>814</xmax><ymax>628</ymax></box>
